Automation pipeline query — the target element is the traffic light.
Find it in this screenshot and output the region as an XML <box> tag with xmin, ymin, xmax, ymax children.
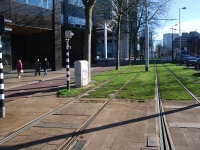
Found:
<box><xmin>0</xmin><ymin>15</ymin><xmax>12</xmax><ymax>35</ymax></box>
<box><xmin>65</xmin><ymin>30</ymin><xmax>74</xmax><ymax>39</ymax></box>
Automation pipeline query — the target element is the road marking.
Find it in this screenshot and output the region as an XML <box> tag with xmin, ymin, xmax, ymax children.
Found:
<box><xmin>49</xmin><ymin>82</ymin><xmax>52</xmax><ymax>84</ymax></box>
<box><xmin>19</xmin><ymin>90</ymin><xmax>24</xmax><ymax>92</ymax></box>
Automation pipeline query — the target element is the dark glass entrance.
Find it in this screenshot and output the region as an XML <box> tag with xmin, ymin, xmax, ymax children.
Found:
<box><xmin>0</xmin><ymin>34</ymin><xmax>12</xmax><ymax>72</ymax></box>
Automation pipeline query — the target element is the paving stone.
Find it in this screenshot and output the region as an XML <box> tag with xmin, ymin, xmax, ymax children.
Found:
<box><xmin>40</xmin><ymin>144</ymin><xmax>58</xmax><ymax>150</ymax></box>
<box><xmin>147</xmin><ymin>136</ymin><xmax>158</xmax><ymax>147</ymax></box>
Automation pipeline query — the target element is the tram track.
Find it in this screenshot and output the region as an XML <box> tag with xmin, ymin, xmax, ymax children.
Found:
<box><xmin>155</xmin><ymin>63</ymin><xmax>200</xmax><ymax>150</ymax></box>
<box><xmin>162</xmin><ymin>64</ymin><xmax>200</xmax><ymax>103</ymax></box>
<box><xmin>3</xmin><ymin>63</ymin><xmax>196</xmax><ymax>150</ymax></box>
<box><xmin>155</xmin><ymin>63</ymin><xmax>175</xmax><ymax>150</ymax></box>
<box><xmin>0</xmin><ymin>66</ymin><xmax>138</xmax><ymax>145</ymax></box>
<box><xmin>58</xmin><ymin>66</ymin><xmax>144</xmax><ymax>150</ymax></box>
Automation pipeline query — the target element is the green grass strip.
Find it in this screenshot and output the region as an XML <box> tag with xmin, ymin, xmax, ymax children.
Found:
<box><xmin>91</xmin><ymin>65</ymin><xmax>134</xmax><ymax>85</ymax></box>
<box><xmin>163</xmin><ymin>63</ymin><xmax>200</xmax><ymax>97</ymax></box>
<box><xmin>116</xmin><ymin>64</ymin><xmax>155</xmax><ymax>100</ymax></box>
<box><xmin>58</xmin><ymin>88</ymin><xmax>86</xmax><ymax>98</ymax></box>
<box><xmin>157</xmin><ymin>64</ymin><xmax>192</xmax><ymax>100</ymax></box>
<box><xmin>58</xmin><ymin>65</ymin><xmax>134</xmax><ymax>97</ymax></box>
<box><xmin>86</xmin><ymin>65</ymin><xmax>143</xmax><ymax>98</ymax></box>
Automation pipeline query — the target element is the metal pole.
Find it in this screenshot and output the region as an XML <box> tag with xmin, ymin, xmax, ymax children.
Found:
<box><xmin>145</xmin><ymin>0</ymin><xmax>149</xmax><ymax>71</ymax></box>
<box><xmin>172</xmin><ymin>27</ymin><xmax>173</xmax><ymax>60</ymax></box>
<box><xmin>104</xmin><ymin>19</ymin><xmax>107</xmax><ymax>65</ymax></box>
<box><xmin>179</xmin><ymin>8</ymin><xmax>181</xmax><ymax>56</ymax></box>
<box><xmin>66</xmin><ymin>39</ymin><xmax>70</xmax><ymax>90</ymax></box>
<box><xmin>0</xmin><ymin>36</ymin><xmax>5</xmax><ymax>118</ymax></box>
<box><xmin>151</xmin><ymin>33</ymin><xmax>153</xmax><ymax>60</ymax></box>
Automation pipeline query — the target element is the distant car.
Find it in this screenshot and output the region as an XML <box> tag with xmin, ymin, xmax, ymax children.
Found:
<box><xmin>178</xmin><ymin>54</ymin><xmax>190</xmax><ymax>64</ymax></box>
<box><xmin>185</xmin><ymin>57</ymin><xmax>197</xmax><ymax>66</ymax></box>
<box><xmin>194</xmin><ymin>58</ymin><xmax>200</xmax><ymax>69</ymax></box>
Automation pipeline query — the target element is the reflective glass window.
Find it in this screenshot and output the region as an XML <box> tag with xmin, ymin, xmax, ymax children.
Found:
<box><xmin>28</xmin><ymin>0</ymin><xmax>40</xmax><ymax>7</ymax></box>
<box><xmin>68</xmin><ymin>16</ymin><xmax>74</xmax><ymax>25</ymax></box>
<box><xmin>15</xmin><ymin>0</ymin><xmax>26</xmax><ymax>3</ymax></box>
<box><xmin>68</xmin><ymin>0</ymin><xmax>84</xmax><ymax>8</ymax></box>
<box><xmin>43</xmin><ymin>0</ymin><xmax>48</xmax><ymax>8</ymax></box>
<box><xmin>14</xmin><ymin>0</ymin><xmax>53</xmax><ymax>10</ymax></box>
<box><xmin>61</xmin><ymin>14</ymin><xmax>64</xmax><ymax>25</ymax></box>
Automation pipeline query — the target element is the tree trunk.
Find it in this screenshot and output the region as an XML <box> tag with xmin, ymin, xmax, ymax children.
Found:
<box><xmin>133</xmin><ymin>33</ymin><xmax>137</xmax><ymax>63</ymax></box>
<box><xmin>84</xmin><ymin>5</ymin><xmax>93</xmax><ymax>82</ymax></box>
<box><xmin>128</xmin><ymin>33</ymin><xmax>132</xmax><ymax>65</ymax></box>
<box><xmin>116</xmin><ymin>15</ymin><xmax>122</xmax><ymax>70</ymax></box>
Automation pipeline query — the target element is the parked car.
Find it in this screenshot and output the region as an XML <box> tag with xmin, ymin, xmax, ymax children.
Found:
<box><xmin>194</xmin><ymin>58</ymin><xmax>200</xmax><ymax>69</ymax></box>
<box><xmin>178</xmin><ymin>54</ymin><xmax>190</xmax><ymax>64</ymax></box>
<box><xmin>185</xmin><ymin>57</ymin><xmax>197</xmax><ymax>66</ymax></box>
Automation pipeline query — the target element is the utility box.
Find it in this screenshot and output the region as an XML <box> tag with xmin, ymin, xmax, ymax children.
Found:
<box><xmin>74</xmin><ymin>60</ymin><xmax>88</xmax><ymax>87</ymax></box>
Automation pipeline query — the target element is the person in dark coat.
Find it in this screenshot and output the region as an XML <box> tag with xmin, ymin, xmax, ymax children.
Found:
<box><xmin>35</xmin><ymin>59</ymin><xmax>41</xmax><ymax>76</ymax></box>
<box><xmin>42</xmin><ymin>58</ymin><xmax>49</xmax><ymax>76</ymax></box>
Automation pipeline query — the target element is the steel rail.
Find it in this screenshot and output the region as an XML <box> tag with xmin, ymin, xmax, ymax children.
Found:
<box><xmin>0</xmin><ymin>66</ymin><xmax>136</xmax><ymax>145</ymax></box>
<box><xmin>163</xmin><ymin>64</ymin><xmax>200</xmax><ymax>103</ymax></box>
<box><xmin>155</xmin><ymin>63</ymin><xmax>175</xmax><ymax>150</ymax></box>
<box><xmin>155</xmin><ymin>64</ymin><xmax>165</xmax><ymax>150</ymax></box>
<box><xmin>59</xmin><ymin>66</ymin><xmax>144</xmax><ymax>150</ymax></box>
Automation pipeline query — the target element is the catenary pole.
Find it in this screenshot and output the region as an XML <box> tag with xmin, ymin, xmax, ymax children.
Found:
<box><xmin>145</xmin><ymin>0</ymin><xmax>149</xmax><ymax>71</ymax></box>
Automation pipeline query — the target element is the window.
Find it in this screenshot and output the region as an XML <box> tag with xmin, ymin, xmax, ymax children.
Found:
<box><xmin>68</xmin><ymin>15</ymin><xmax>86</xmax><ymax>28</ymax></box>
<box><xmin>68</xmin><ymin>0</ymin><xmax>84</xmax><ymax>8</ymax></box>
<box><xmin>68</xmin><ymin>15</ymin><xmax>74</xmax><ymax>26</ymax></box>
<box><xmin>15</xmin><ymin>0</ymin><xmax>26</xmax><ymax>3</ymax></box>
<box><xmin>28</xmin><ymin>0</ymin><xmax>40</xmax><ymax>7</ymax></box>
<box><xmin>61</xmin><ymin>14</ymin><xmax>64</xmax><ymax>25</ymax></box>
<box><xmin>14</xmin><ymin>0</ymin><xmax>53</xmax><ymax>10</ymax></box>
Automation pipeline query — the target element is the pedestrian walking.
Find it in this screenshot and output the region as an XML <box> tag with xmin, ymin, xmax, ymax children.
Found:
<box><xmin>42</xmin><ymin>58</ymin><xmax>49</xmax><ymax>76</ymax></box>
<box><xmin>35</xmin><ymin>59</ymin><xmax>41</xmax><ymax>76</ymax></box>
<box><xmin>16</xmin><ymin>59</ymin><xmax>23</xmax><ymax>78</ymax></box>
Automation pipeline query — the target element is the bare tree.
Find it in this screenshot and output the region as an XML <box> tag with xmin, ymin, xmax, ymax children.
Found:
<box><xmin>123</xmin><ymin>0</ymin><xmax>172</xmax><ymax>64</ymax></box>
<box><xmin>82</xmin><ymin>0</ymin><xmax>96</xmax><ymax>82</ymax></box>
<box><xmin>110</xmin><ymin>0</ymin><xmax>140</xmax><ymax>70</ymax></box>
<box><xmin>155</xmin><ymin>43</ymin><xmax>162</xmax><ymax>58</ymax></box>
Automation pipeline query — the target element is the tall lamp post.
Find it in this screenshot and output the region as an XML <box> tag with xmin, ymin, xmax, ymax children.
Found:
<box><xmin>179</xmin><ymin>7</ymin><xmax>186</xmax><ymax>56</ymax></box>
<box><xmin>170</xmin><ymin>24</ymin><xmax>177</xmax><ymax>61</ymax></box>
<box><xmin>145</xmin><ymin>0</ymin><xmax>149</xmax><ymax>71</ymax></box>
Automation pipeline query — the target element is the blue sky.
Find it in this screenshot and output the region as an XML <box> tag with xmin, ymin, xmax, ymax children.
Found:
<box><xmin>155</xmin><ymin>0</ymin><xmax>200</xmax><ymax>42</ymax></box>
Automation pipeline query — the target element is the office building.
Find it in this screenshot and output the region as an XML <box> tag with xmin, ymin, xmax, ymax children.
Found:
<box><xmin>0</xmin><ymin>0</ymin><xmax>62</xmax><ymax>71</ymax></box>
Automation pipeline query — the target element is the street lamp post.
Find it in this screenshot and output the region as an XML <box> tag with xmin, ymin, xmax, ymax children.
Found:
<box><xmin>179</xmin><ymin>7</ymin><xmax>186</xmax><ymax>57</ymax></box>
<box><xmin>170</xmin><ymin>24</ymin><xmax>177</xmax><ymax>61</ymax></box>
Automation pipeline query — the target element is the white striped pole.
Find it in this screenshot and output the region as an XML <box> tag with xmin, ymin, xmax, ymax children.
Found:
<box><xmin>66</xmin><ymin>39</ymin><xmax>70</xmax><ymax>90</ymax></box>
<box><xmin>0</xmin><ymin>36</ymin><xmax>5</xmax><ymax>118</ymax></box>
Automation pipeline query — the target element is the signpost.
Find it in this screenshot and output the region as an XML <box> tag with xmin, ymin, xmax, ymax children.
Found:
<box><xmin>65</xmin><ymin>30</ymin><xmax>74</xmax><ymax>90</ymax></box>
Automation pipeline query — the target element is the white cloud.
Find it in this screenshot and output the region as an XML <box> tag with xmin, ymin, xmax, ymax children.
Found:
<box><xmin>182</xmin><ymin>19</ymin><xmax>200</xmax><ymax>33</ymax></box>
<box><xmin>155</xmin><ymin>18</ymin><xmax>200</xmax><ymax>41</ymax></box>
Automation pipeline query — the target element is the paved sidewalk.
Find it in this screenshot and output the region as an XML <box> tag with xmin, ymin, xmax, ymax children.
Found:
<box><xmin>0</xmin><ymin>66</ymin><xmax>115</xmax><ymax>142</ymax></box>
<box><xmin>0</xmin><ymin>66</ymin><xmax>160</xmax><ymax>150</ymax></box>
<box><xmin>4</xmin><ymin>68</ymin><xmax>70</xmax><ymax>90</ymax></box>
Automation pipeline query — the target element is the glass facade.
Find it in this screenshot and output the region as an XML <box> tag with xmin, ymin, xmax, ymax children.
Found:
<box><xmin>68</xmin><ymin>15</ymin><xmax>85</xmax><ymax>28</ymax></box>
<box><xmin>68</xmin><ymin>0</ymin><xmax>84</xmax><ymax>8</ymax></box>
<box><xmin>0</xmin><ymin>35</ymin><xmax>12</xmax><ymax>72</ymax></box>
<box><xmin>14</xmin><ymin>0</ymin><xmax>53</xmax><ymax>10</ymax></box>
